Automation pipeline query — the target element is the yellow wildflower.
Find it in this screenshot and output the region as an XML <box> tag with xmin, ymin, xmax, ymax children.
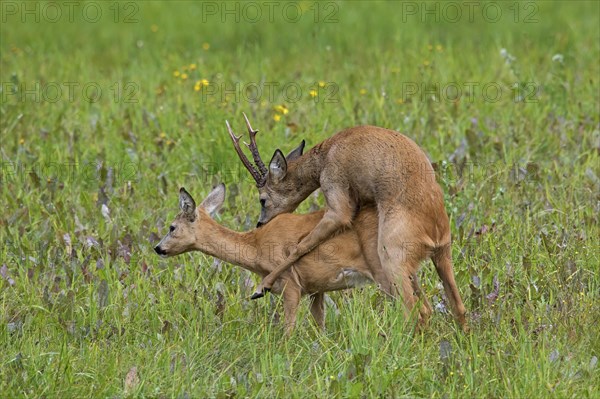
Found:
<box><xmin>309</xmin><ymin>89</ymin><xmax>318</xmax><ymax>98</ymax></box>
<box><xmin>318</xmin><ymin>81</ymin><xmax>326</xmax><ymax>88</ymax></box>
<box><xmin>436</xmin><ymin>44</ymin><xmax>443</xmax><ymax>52</ymax></box>
<box><xmin>189</xmin><ymin>63</ymin><xmax>197</xmax><ymax>70</ymax></box>
<box><xmin>194</xmin><ymin>79</ymin><xmax>209</xmax><ymax>91</ymax></box>
<box><xmin>202</xmin><ymin>42</ymin><xmax>210</xmax><ymax>50</ymax></box>
<box><xmin>273</xmin><ymin>114</ymin><xmax>281</xmax><ymax>122</ymax></box>
<box><xmin>19</xmin><ymin>138</ymin><xmax>25</xmax><ymax>145</ymax></box>
<box><xmin>274</xmin><ymin>104</ymin><xmax>288</xmax><ymax>114</ymax></box>
<box><xmin>159</xmin><ymin>132</ymin><xmax>167</xmax><ymax>139</ymax></box>
<box><xmin>181</xmin><ymin>73</ymin><xmax>188</xmax><ymax>80</ymax></box>
<box><xmin>151</xmin><ymin>24</ymin><xmax>158</xmax><ymax>33</ymax></box>
<box><xmin>359</xmin><ymin>89</ymin><xmax>367</xmax><ymax>95</ymax></box>
<box><xmin>173</xmin><ymin>70</ymin><xmax>180</xmax><ymax>77</ymax></box>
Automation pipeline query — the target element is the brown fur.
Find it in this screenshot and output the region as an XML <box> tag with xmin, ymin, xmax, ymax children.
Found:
<box><xmin>242</xmin><ymin>124</ymin><xmax>467</xmax><ymax>331</ymax></box>
<box><xmin>154</xmin><ymin>185</ymin><xmax>453</xmax><ymax>335</ymax></box>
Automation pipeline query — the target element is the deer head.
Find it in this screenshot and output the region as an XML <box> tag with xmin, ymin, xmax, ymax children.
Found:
<box><xmin>154</xmin><ymin>185</ymin><xmax>226</xmax><ymax>257</ymax></box>
<box><xmin>226</xmin><ymin>113</ymin><xmax>307</xmax><ymax>226</ymax></box>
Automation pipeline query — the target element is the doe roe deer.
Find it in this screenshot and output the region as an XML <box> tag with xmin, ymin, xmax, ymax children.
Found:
<box><xmin>226</xmin><ymin>114</ymin><xmax>467</xmax><ymax>331</ymax></box>
<box><xmin>154</xmin><ymin>184</ymin><xmax>437</xmax><ymax>335</ymax></box>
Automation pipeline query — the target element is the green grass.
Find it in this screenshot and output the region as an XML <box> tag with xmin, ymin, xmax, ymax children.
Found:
<box><xmin>1</xmin><ymin>1</ymin><xmax>599</xmax><ymax>397</ymax></box>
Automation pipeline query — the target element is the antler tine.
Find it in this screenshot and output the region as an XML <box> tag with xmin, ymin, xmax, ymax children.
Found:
<box><xmin>226</xmin><ymin>120</ymin><xmax>263</xmax><ymax>185</ymax></box>
<box><xmin>242</xmin><ymin>112</ymin><xmax>268</xmax><ymax>176</ymax></box>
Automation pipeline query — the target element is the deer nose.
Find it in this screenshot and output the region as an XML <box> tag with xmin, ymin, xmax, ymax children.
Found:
<box><xmin>154</xmin><ymin>246</ymin><xmax>166</xmax><ymax>255</ymax></box>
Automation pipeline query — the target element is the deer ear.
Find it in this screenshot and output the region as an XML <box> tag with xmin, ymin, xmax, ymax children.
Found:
<box><xmin>179</xmin><ymin>187</ymin><xmax>197</xmax><ymax>221</ymax></box>
<box><xmin>200</xmin><ymin>183</ymin><xmax>226</xmax><ymax>217</ymax></box>
<box><xmin>269</xmin><ymin>149</ymin><xmax>287</xmax><ymax>182</ymax></box>
<box><xmin>286</xmin><ymin>140</ymin><xmax>305</xmax><ymax>162</ymax></box>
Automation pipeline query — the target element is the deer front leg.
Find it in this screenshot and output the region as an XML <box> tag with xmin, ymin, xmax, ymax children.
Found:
<box><xmin>309</xmin><ymin>292</ymin><xmax>325</xmax><ymax>329</ymax></box>
<box><xmin>252</xmin><ymin>191</ymin><xmax>355</xmax><ymax>299</ymax></box>
<box><xmin>282</xmin><ymin>284</ymin><xmax>302</xmax><ymax>336</ymax></box>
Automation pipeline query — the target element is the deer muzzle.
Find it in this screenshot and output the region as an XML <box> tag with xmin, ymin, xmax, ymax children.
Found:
<box><xmin>154</xmin><ymin>245</ymin><xmax>167</xmax><ymax>256</ymax></box>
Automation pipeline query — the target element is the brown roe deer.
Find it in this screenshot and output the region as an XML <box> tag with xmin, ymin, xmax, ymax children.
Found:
<box><xmin>154</xmin><ymin>185</ymin><xmax>437</xmax><ymax>334</ymax></box>
<box><xmin>225</xmin><ymin>114</ymin><xmax>467</xmax><ymax>331</ymax></box>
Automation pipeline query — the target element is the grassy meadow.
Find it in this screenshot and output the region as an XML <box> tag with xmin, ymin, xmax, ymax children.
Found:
<box><xmin>1</xmin><ymin>1</ymin><xmax>599</xmax><ymax>397</ymax></box>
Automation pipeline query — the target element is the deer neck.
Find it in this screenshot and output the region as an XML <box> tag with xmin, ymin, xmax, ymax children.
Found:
<box><xmin>192</xmin><ymin>219</ymin><xmax>265</xmax><ymax>275</ymax></box>
<box><xmin>289</xmin><ymin>150</ymin><xmax>323</xmax><ymax>195</ymax></box>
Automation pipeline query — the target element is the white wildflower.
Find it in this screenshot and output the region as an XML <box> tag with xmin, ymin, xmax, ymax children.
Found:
<box><xmin>101</xmin><ymin>204</ymin><xmax>111</xmax><ymax>221</ymax></box>
<box><xmin>500</xmin><ymin>48</ymin><xmax>516</xmax><ymax>64</ymax></box>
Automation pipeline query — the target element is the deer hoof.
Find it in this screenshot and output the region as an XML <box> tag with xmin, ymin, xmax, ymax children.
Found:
<box><xmin>250</xmin><ymin>291</ymin><xmax>264</xmax><ymax>300</ymax></box>
<box><xmin>250</xmin><ymin>287</ymin><xmax>271</xmax><ymax>300</ymax></box>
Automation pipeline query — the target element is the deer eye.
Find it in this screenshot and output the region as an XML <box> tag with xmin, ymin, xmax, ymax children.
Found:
<box><xmin>169</xmin><ymin>225</ymin><xmax>175</xmax><ymax>233</ymax></box>
<box><xmin>260</xmin><ymin>199</ymin><xmax>266</xmax><ymax>207</ymax></box>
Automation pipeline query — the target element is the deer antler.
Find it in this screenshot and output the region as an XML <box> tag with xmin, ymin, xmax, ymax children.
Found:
<box><xmin>242</xmin><ymin>113</ymin><xmax>268</xmax><ymax>176</ymax></box>
<box><xmin>226</xmin><ymin>116</ymin><xmax>267</xmax><ymax>187</ymax></box>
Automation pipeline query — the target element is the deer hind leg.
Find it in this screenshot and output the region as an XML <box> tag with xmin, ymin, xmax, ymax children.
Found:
<box><xmin>356</xmin><ymin>221</ymin><xmax>400</xmax><ymax>299</ymax></box>
<box><xmin>410</xmin><ymin>272</ymin><xmax>432</xmax><ymax>326</ymax></box>
<box><xmin>309</xmin><ymin>292</ymin><xmax>325</xmax><ymax>329</ymax></box>
<box><xmin>373</xmin><ymin>268</ymin><xmax>400</xmax><ymax>299</ymax></box>
<box><xmin>431</xmin><ymin>244</ymin><xmax>468</xmax><ymax>332</ymax></box>
<box><xmin>377</xmin><ymin>213</ymin><xmax>430</xmax><ymax>329</ymax></box>
<box><xmin>377</xmin><ymin>243</ymin><xmax>424</xmax><ymax>328</ymax></box>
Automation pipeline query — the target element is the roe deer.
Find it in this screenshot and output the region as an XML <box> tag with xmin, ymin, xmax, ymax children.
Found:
<box><xmin>154</xmin><ymin>185</ymin><xmax>437</xmax><ymax>335</ymax></box>
<box><xmin>225</xmin><ymin>114</ymin><xmax>467</xmax><ymax>331</ymax></box>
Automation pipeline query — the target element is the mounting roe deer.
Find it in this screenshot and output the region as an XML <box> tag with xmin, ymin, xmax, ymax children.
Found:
<box><xmin>153</xmin><ymin>185</ymin><xmax>434</xmax><ymax>334</ymax></box>
<box><xmin>226</xmin><ymin>114</ymin><xmax>467</xmax><ymax>331</ymax></box>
